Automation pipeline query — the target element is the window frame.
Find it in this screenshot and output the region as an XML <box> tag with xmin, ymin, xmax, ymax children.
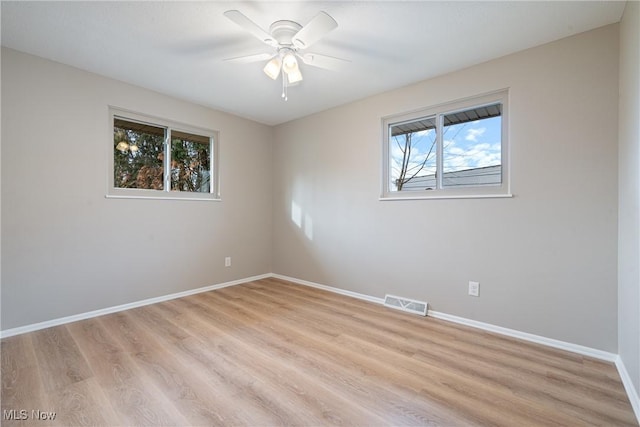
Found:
<box><xmin>107</xmin><ymin>107</ymin><xmax>220</xmax><ymax>201</ymax></box>
<box><xmin>381</xmin><ymin>89</ymin><xmax>511</xmax><ymax>200</ymax></box>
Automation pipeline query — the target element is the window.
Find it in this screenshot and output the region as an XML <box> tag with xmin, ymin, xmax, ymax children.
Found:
<box><xmin>108</xmin><ymin>108</ymin><xmax>219</xmax><ymax>200</ymax></box>
<box><xmin>382</xmin><ymin>90</ymin><xmax>509</xmax><ymax>199</ymax></box>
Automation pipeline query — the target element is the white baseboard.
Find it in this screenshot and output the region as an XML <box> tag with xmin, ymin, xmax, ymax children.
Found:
<box><xmin>0</xmin><ymin>273</ymin><xmax>271</xmax><ymax>339</ymax></box>
<box><xmin>270</xmin><ymin>274</ymin><xmax>386</xmax><ymax>305</ymax></box>
<box><xmin>616</xmin><ymin>356</ymin><xmax>640</xmax><ymax>422</ymax></box>
<box><xmin>427</xmin><ymin>310</ymin><xmax>617</xmax><ymax>362</ymax></box>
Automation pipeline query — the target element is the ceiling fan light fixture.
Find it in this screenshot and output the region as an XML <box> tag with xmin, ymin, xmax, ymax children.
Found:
<box><xmin>263</xmin><ymin>57</ymin><xmax>282</xmax><ymax>80</ymax></box>
<box><xmin>282</xmin><ymin>52</ymin><xmax>298</xmax><ymax>74</ymax></box>
<box><xmin>287</xmin><ymin>68</ymin><xmax>303</xmax><ymax>84</ymax></box>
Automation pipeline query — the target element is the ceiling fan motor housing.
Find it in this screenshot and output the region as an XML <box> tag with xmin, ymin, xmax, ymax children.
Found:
<box><xmin>269</xmin><ymin>20</ymin><xmax>302</xmax><ymax>46</ymax></box>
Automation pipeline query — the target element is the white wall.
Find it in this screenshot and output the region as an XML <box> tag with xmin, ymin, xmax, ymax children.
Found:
<box><xmin>273</xmin><ymin>24</ymin><xmax>620</xmax><ymax>352</ymax></box>
<box><xmin>1</xmin><ymin>48</ymin><xmax>273</xmax><ymax>330</ymax></box>
<box><xmin>618</xmin><ymin>0</ymin><xmax>640</xmax><ymax>399</ymax></box>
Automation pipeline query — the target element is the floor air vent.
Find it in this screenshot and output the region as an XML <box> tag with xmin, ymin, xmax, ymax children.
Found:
<box><xmin>384</xmin><ymin>294</ymin><xmax>428</xmax><ymax>316</ymax></box>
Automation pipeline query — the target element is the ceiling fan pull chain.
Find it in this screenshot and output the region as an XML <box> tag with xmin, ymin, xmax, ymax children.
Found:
<box><xmin>282</xmin><ymin>69</ymin><xmax>288</xmax><ymax>101</ymax></box>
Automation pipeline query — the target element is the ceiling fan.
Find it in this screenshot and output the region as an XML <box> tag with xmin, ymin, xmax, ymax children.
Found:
<box><xmin>223</xmin><ymin>10</ymin><xmax>348</xmax><ymax>100</ymax></box>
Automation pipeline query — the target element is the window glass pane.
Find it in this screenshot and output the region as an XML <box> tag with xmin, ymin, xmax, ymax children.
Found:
<box><xmin>113</xmin><ymin>118</ymin><xmax>165</xmax><ymax>190</ymax></box>
<box><xmin>442</xmin><ymin>104</ymin><xmax>502</xmax><ymax>188</ymax></box>
<box><xmin>389</xmin><ymin>116</ymin><xmax>437</xmax><ymax>191</ymax></box>
<box><xmin>170</xmin><ymin>131</ymin><xmax>211</xmax><ymax>193</ymax></box>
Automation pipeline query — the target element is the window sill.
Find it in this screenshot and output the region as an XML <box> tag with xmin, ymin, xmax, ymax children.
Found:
<box><xmin>105</xmin><ymin>194</ymin><xmax>221</xmax><ymax>202</ymax></box>
<box><xmin>379</xmin><ymin>193</ymin><xmax>513</xmax><ymax>201</ymax></box>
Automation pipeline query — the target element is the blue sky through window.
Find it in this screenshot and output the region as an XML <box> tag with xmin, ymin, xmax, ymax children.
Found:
<box><xmin>443</xmin><ymin>115</ymin><xmax>501</xmax><ymax>173</ymax></box>
<box><xmin>389</xmin><ymin>112</ymin><xmax>502</xmax><ymax>191</ymax></box>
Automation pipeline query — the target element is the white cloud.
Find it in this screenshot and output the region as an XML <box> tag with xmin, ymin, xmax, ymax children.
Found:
<box><xmin>465</xmin><ymin>127</ymin><xmax>486</xmax><ymax>142</ymax></box>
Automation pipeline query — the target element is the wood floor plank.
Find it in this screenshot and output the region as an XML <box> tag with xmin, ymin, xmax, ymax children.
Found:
<box><xmin>2</xmin><ymin>278</ymin><xmax>637</xmax><ymax>426</ymax></box>
<box><xmin>43</xmin><ymin>377</ymin><xmax>118</xmax><ymax>426</ymax></box>
<box><xmin>213</xmin><ymin>284</ymin><xmax>568</xmax><ymax>426</ymax></box>
<box><xmin>113</xmin><ymin>308</ymin><xmax>255</xmax><ymax>426</ymax></box>
<box><xmin>200</xmin><ymin>287</ymin><xmax>510</xmax><ymax>425</ymax></box>
<box><xmin>221</xmin><ymin>280</ymin><xmax>637</xmax><ymax>425</ymax></box>
<box><xmin>263</xmin><ymin>278</ymin><xmax>625</xmax><ymax>394</ymax></box>
<box><xmin>172</xmin><ymin>299</ymin><xmax>393</xmax><ymax>426</ymax></box>
<box><xmin>245</xmin><ymin>281</ymin><xmax>632</xmax><ymax>424</ymax></box>
<box><xmin>174</xmin><ymin>296</ymin><xmax>371</xmax><ymax>425</ymax></box>
<box><xmin>67</xmin><ymin>317</ymin><xmax>188</xmax><ymax>426</ymax></box>
<box><xmin>142</xmin><ymin>297</ymin><xmax>327</xmax><ymax>425</ymax></box>
<box><xmin>30</xmin><ymin>325</ymin><xmax>93</xmax><ymax>393</ymax></box>
<box><xmin>1</xmin><ymin>335</ymin><xmax>52</xmax><ymax>427</ymax></box>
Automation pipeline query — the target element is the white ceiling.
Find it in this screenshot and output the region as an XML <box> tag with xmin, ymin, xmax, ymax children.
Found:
<box><xmin>1</xmin><ymin>1</ymin><xmax>626</xmax><ymax>125</ymax></box>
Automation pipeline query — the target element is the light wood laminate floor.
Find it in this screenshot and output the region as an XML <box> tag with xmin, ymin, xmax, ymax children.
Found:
<box><xmin>1</xmin><ymin>278</ymin><xmax>637</xmax><ymax>426</ymax></box>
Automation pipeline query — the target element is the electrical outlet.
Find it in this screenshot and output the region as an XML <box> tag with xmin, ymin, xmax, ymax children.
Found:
<box><xmin>225</xmin><ymin>257</ymin><xmax>231</xmax><ymax>267</ymax></box>
<box><xmin>468</xmin><ymin>281</ymin><xmax>480</xmax><ymax>297</ymax></box>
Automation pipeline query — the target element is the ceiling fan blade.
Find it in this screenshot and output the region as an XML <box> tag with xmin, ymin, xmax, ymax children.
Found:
<box><xmin>224</xmin><ymin>10</ymin><xmax>278</xmax><ymax>47</ymax></box>
<box><xmin>292</xmin><ymin>11</ymin><xmax>338</xmax><ymax>49</ymax></box>
<box><xmin>224</xmin><ymin>52</ymin><xmax>274</xmax><ymax>64</ymax></box>
<box><xmin>299</xmin><ymin>52</ymin><xmax>350</xmax><ymax>70</ymax></box>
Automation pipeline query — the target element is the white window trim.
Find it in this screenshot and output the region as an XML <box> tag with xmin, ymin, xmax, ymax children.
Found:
<box><xmin>380</xmin><ymin>89</ymin><xmax>512</xmax><ymax>201</ymax></box>
<box><xmin>107</xmin><ymin>107</ymin><xmax>221</xmax><ymax>201</ymax></box>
